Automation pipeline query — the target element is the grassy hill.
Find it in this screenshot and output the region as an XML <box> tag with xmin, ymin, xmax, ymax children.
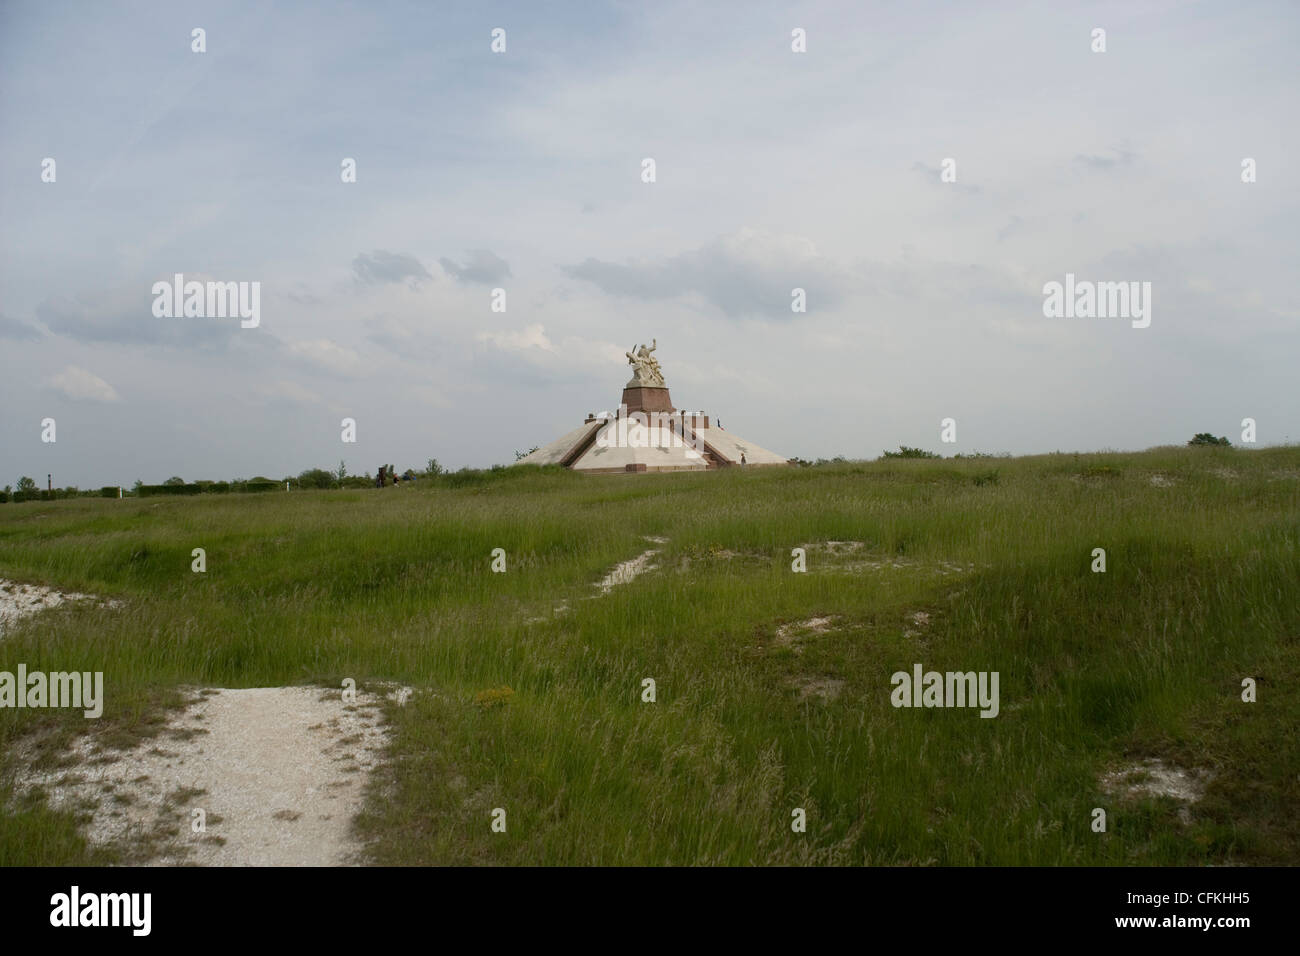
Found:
<box><xmin>2</xmin><ymin>444</ymin><xmax>1297</xmax><ymax>865</ymax></box>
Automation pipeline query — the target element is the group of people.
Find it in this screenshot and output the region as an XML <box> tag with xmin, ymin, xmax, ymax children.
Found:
<box><xmin>374</xmin><ymin>464</ymin><xmax>416</xmax><ymax>488</ymax></box>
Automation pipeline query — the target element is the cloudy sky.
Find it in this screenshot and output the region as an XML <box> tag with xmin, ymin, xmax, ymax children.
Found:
<box><xmin>2</xmin><ymin>0</ymin><xmax>1297</xmax><ymax>487</ymax></box>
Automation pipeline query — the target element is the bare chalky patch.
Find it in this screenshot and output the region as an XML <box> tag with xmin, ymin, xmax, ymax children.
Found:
<box><xmin>0</xmin><ymin>579</ymin><xmax>120</xmax><ymax>638</ymax></box>
<box><xmin>15</xmin><ymin>686</ymin><xmax>392</xmax><ymax>866</ymax></box>
<box><xmin>595</xmin><ymin>545</ymin><xmax>662</xmax><ymax>593</ymax></box>
<box><xmin>1101</xmin><ymin>758</ymin><xmax>1213</xmax><ymax>824</ymax></box>
<box><xmin>774</xmin><ymin>616</ymin><xmax>840</xmax><ymax>651</ymax></box>
<box><xmin>903</xmin><ymin>611</ymin><xmax>933</xmax><ymax>639</ymax></box>
<box><xmin>796</xmin><ymin>544</ymin><xmax>977</xmax><ymax>577</ymax></box>
<box><xmin>789</xmin><ymin>675</ymin><xmax>845</xmax><ymax>701</ymax></box>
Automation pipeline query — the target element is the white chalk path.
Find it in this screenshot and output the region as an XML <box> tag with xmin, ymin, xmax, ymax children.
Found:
<box><xmin>19</xmin><ymin>686</ymin><xmax>400</xmax><ymax>866</ymax></box>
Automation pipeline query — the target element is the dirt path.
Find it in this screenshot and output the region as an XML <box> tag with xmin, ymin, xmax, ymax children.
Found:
<box><xmin>595</xmin><ymin>535</ymin><xmax>667</xmax><ymax>594</ymax></box>
<box><xmin>19</xmin><ymin>686</ymin><xmax>394</xmax><ymax>866</ymax></box>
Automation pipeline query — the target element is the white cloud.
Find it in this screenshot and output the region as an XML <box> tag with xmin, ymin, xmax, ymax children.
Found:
<box><xmin>477</xmin><ymin>324</ymin><xmax>628</xmax><ymax>373</ymax></box>
<box><xmin>49</xmin><ymin>365</ymin><xmax>121</xmax><ymax>402</ymax></box>
<box><xmin>286</xmin><ymin>338</ymin><xmax>365</xmax><ymax>376</ymax></box>
<box><xmin>477</xmin><ymin>323</ymin><xmax>556</xmax><ymax>353</ymax></box>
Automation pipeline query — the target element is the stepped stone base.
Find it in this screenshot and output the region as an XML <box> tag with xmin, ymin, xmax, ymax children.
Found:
<box><xmin>621</xmin><ymin>386</ymin><xmax>674</xmax><ymax>414</ymax></box>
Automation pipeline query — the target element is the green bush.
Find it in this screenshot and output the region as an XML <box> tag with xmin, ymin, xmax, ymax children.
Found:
<box><xmin>297</xmin><ymin>468</ymin><xmax>336</xmax><ymax>490</ymax></box>
<box><xmin>881</xmin><ymin>446</ymin><xmax>940</xmax><ymax>459</ymax></box>
<box><xmin>99</xmin><ymin>486</ymin><xmax>119</xmax><ymax>498</ymax></box>
<box><xmin>138</xmin><ymin>484</ymin><xmax>202</xmax><ymax>497</ymax></box>
<box><xmin>239</xmin><ymin>481</ymin><xmax>279</xmax><ymax>494</ymax></box>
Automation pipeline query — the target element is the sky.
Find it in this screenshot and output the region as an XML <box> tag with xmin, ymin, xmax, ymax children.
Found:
<box><xmin>1</xmin><ymin>0</ymin><xmax>1297</xmax><ymax>488</ymax></box>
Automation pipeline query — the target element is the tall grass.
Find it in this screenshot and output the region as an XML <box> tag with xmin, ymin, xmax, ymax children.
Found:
<box><xmin>1</xmin><ymin>446</ymin><xmax>1297</xmax><ymax>865</ymax></box>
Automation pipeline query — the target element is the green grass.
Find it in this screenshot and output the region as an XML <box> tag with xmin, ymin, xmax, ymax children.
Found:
<box><xmin>1</xmin><ymin>445</ymin><xmax>1297</xmax><ymax>865</ymax></box>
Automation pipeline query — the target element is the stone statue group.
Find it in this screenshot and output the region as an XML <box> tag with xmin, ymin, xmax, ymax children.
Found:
<box><xmin>626</xmin><ymin>339</ymin><xmax>665</xmax><ymax>387</ymax></box>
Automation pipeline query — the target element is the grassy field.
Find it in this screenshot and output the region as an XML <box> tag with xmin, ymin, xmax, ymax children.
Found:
<box><xmin>1</xmin><ymin>445</ymin><xmax>1297</xmax><ymax>866</ymax></box>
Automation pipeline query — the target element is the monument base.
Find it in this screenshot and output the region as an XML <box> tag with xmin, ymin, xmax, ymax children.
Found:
<box><xmin>515</xmin><ymin>340</ymin><xmax>789</xmax><ymax>473</ymax></box>
<box><xmin>621</xmin><ymin>385</ymin><xmax>674</xmax><ymax>414</ymax></box>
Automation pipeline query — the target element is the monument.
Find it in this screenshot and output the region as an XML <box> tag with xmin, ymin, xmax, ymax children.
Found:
<box><xmin>622</xmin><ymin>339</ymin><xmax>673</xmax><ymax>413</ymax></box>
<box><xmin>515</xmin><ymin>341</ymin><xmax>789</xmax><ymax>474</ymax></box>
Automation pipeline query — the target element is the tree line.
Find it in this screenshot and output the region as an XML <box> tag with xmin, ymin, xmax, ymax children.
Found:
<box><xmin>2</xmin><ymin>459</ymin><xmax>458</xmax><ymax>503</ymax></box>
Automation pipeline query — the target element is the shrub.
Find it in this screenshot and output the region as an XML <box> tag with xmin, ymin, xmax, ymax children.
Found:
<box><xmin>297</xmin><ymin>468</ymin><xmax>336</xmax><ymax>490</ymax></box>
<box><xmin>138</xmin><ymin>483</ymin><xmax>202</xmax><ymax>496</ymax></box>
<box><xmin>881</xmin><ymin>446</ymin><xmax>940</xmax><ymax>460</ymax></box>
<box><xmin>1188</xmin><ymin>433</ymin><xmax>1232</xmax><ymax>447</ymax></box>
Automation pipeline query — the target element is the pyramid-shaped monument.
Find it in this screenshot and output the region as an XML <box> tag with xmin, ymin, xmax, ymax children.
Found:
<box><xmin>516</xmin><ymin>340</ymin><xmax>788</xmax><ymax>474</ymax></box>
